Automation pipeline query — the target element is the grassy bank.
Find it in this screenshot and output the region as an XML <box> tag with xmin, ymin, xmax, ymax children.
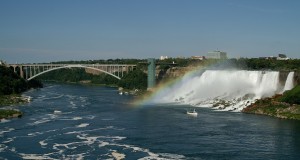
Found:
<box><xmin>242</xmin><ymin>86</ymin><xmax>300</xmax><ymax>120</ymax></box>
<box><xmin>0</xmin><ymin>94</ymin><xmax>29</xmax><ymax>106</ymax></box>
<box><xmin>0</xmin><ymin>94</ymin><xmax>28</xmax><ymax>121</ymax></box>
<box><xmin>0</xmin><ymin>109</ymin><xmax>22</xmax><ymax>120</ymax></box>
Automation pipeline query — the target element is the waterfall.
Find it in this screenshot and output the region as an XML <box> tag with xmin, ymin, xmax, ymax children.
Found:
<box><xmin>152</xmin><ymin>70</ymin><xmax>292</xmax><ymax>112</ymax></box>
<box><xmin>283</xmin><ymin>72</ymin><xmax>295</xmax><ymax>92</ymax></box>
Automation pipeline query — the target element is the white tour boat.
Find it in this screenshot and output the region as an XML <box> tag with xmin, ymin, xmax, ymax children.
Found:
<box><xmin>187</xmin><ymin>109</ymin><xmax>198</xmax><ymax>116</ymax></box>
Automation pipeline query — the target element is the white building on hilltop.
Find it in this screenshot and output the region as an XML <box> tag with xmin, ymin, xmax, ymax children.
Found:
<box><xmin>277</xmin><ymin>54</ymin><xmax>290</xmax><ymax>60</ymax></box>
<box><xmin>160</xmin><ymin>56</ymin><xmax>169</xmax><ymax>60</ymax></box>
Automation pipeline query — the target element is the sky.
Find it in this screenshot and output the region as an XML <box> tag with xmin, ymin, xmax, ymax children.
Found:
<box><xmin>0</xmin><ymin>0</ymin><xmax>300</xmax><ymax>63</ymax></box>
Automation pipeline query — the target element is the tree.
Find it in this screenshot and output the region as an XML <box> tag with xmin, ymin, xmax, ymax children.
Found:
<box><xmin>118</xmin><ymin>69</ymin><xmax>147</xmax><ymax>90</ymax></box>
<box><xmin>0</xmin><ymin>66</ymin><xmax>42</xmax><ymax>95</ymax></box>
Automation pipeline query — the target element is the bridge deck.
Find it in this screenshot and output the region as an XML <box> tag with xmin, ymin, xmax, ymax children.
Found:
<box><xmin>8</xmin><ymin>64</ymin><xmax>137</xmax><ymax>80</ymax></box>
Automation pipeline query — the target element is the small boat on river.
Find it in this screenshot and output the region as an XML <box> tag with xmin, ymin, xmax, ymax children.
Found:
<box><xmin>187</xmin><ymin>109</ymin><xmax>198</xmax><ymax>116</ymax></box>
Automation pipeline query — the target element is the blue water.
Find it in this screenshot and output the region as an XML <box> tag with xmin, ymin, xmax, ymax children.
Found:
<box><xmin>1</xmin><ymin>83</ymin><xmax>300</xmax><ymax>159</ymax></box>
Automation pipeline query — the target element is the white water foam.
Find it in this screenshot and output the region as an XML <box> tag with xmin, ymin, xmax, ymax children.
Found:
<box><xmin>39</xmin><ymin>140</ymin><xmax>48</xmax><ymax>146</ymax></box>
<box><xmin>29</xmin><ymin>114</ymin><xmax>59</xmax><ymax>126</ymax></box>
<box><xmin>76</xmin><ymin>123</ymin><xmax>89</xmax><ymax>128</ymax></box>
<box><xmin>73</xmin><ymin>132</ymin><xmax>184</xmax><ymax>160</ymax></box>
<box><xmin>0</xmin><ymin>119</ymin><xmax>11</xmax><ymax>123</ymax></box>
<box><xmin>152</xmin><ymin>70</ymin><xmax>294</xmax><ymax>112</ymax></box>
<box><xmin>36</xmin><ymin>94</ymin><xmax>64</xmax><ymax>101</ymax></box>
<box><xmin>19</xmin><ymin>153</ymin><xmax>58</xmax><ymax>160</ymax></box>
<box><xmin>109</xmin><ymin>142</ymin><xmax>185</xmax><ymax>160</ymax></box>
<box><xmin>0</xmin><ymin>144</ymin><xmax>8</xmax><ymax>152</ymax></box>
<box><xmin>32</xmin><ymin>119</ymin><xmax>51</xmax><ymax>125</ymax></box>
<box><xmin>73</xmin><ymin>117</ymin><xmax>83</xmax><ymax>120</ymax></box>
<box><xmin>0</xmin><ymin>128</ymin><xmax>15</xmax><ymax>137</ymax></box>
<box><xmin>28</xmin><ymin>129</ymin><xmax>57</xmax><ymax>137</ymax></box>
<box><xmin>2</xmin><ymin>137</ymin><xmax>15</xmax><ymax>144</ymax></box>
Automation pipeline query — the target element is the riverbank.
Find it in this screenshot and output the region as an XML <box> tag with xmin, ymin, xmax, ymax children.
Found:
<box><xmin>0</xmin><ymin>94</ymin><xmax>31</xmax><ymax>106</ymax></box>
<box><xmin>0</xmin><ymin>109</ymin><xmax>22</xmax><ymax>121</ymax></box>
<box><xmin>0</xmin><ymin>94</ymin><xmax>29</xmax><ymax>121</ymax></box>
<box><xmin>242</xmin><ymin>94</ymin><xmax>300</xmax><ymax>120</ymax></box>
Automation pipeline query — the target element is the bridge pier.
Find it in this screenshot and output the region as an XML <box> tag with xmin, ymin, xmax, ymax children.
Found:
<box><xmin>20</xmin><ymin>66</ymin><xmax>23</xmax><ymax>78</ymax></box>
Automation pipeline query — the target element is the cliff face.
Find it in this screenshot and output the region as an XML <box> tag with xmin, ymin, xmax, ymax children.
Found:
<box><xmin>279</xmin><ymin>71</ymin><xmax>290</xmax><ymax>87</ymax></box>
<box><xmin>294</xmin><ymin>71</ymin><xmax>300</xmax><ymax>85</ymax></box>
<box><xmin>157</xmin><ymin>66</ymin><xmax>204</xmax><ymax>82</ymax></box>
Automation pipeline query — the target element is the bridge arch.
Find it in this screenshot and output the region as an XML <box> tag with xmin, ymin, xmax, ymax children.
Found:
<box><xmin>27</xmin><ymin>64</ymin><xmax>121</xmax><ymax>80</ymax></box>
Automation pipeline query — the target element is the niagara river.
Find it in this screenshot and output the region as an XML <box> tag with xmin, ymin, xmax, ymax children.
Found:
<box><xmin>1</xmin><ymin>83</ymin><xmax>300</xmax><ymax>159</ymax></box>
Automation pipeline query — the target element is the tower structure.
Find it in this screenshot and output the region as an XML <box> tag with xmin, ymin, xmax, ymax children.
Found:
<box><xmin>147</xmin><ymin>58</ymin><xmax>156</xmax><ymax>90</ymax></box>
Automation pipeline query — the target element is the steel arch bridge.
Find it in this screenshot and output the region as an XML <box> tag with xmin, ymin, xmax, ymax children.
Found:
<box><xmin>8</xmin><ymin>64</ymin><xmax>136</xmax><ymax>80</ymax></box>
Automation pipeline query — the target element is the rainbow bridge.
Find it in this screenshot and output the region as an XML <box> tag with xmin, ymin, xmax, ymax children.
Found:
<box><xmin>7</xmin><ymin>64</ymin><xmax>136</xmax><ymax>80</ymax></box>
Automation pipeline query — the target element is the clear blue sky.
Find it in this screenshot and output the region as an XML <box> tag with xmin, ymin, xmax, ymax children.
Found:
<box><xmin>1</xmin><ymin>0</ymin><xmax>300</xmax><ymax>63</ymax></box>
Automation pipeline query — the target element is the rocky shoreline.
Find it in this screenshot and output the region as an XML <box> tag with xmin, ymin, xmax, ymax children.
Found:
<box><xmin>0</xmin><ymin>94</ymin><xmax>31</xmax><ymax>106</ymax></box>
<box><xmin>0</xmin><ymin>109</ymin><xmax>23</xmax><ymax>122</ymax></box>
<box><xmin>242</xmin><ymin>95</ymin><xmax>300</xmax><ymax>120</ymax></box>
<box><xmin>0</xmin><ymin>95</ymin><xmax>29</xmax><ymax>122</ymax></box>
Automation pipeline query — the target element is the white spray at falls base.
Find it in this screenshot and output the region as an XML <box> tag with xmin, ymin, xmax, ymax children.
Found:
<box><xmin>152</xmin><ymin>70</ymin><xmax>295</xmax><ymax>112</ymax></box>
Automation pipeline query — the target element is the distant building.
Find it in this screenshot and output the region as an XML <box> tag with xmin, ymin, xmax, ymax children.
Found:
<box><xmin>191</xmin><ymin>56</ymin><xmax>205</xmax><ymax>60</ymax></box>
<box><xmin>160</xmin><ymin>56</ymin><xmax>169</xmax><ymax>60</ymax></box>
<box><xmin>278</xmin><ymin>54</ymin><xmax>287</xmax><ymax>58</ymax></box>
<box><xmin>260</xmin><ymin>54</ymin><xmax>290</xmax><ymax>60</ymax></box>
<box><xmin>207</xmin><ymin>51</ymin><xmax>227</xmax><ymax>59</ymax></box>
<box><xmin>277</xmin><ymin>54</ymin><xmax>290</xmax><ymax>60</ymax></box>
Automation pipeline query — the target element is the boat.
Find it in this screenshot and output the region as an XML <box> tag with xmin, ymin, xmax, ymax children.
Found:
<box><xmin>187</xmin><ymin>109</ymin><xmax>198</xmax><ymax>116</ymax></box>
<box><xmin>119</xmin><ymin>92</ymin><xmax>123</xmax><ymax>95</ymax></box>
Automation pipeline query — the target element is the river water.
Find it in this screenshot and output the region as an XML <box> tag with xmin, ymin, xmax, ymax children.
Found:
<box><xmin>1</xmin><ymin>83</ymin><xmax>300</xmax><ymax>159</ymax></box>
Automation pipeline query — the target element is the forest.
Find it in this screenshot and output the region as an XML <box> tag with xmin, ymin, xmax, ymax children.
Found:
<box><xmin>0</xmin><ymin>66</ymin><xmax>43</xmax><ymax>95</ymax></box>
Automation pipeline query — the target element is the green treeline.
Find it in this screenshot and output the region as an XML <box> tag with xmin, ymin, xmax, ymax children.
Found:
<box><xmin>37</xmin><ymin>68</ymin><xmax>119</xmax><ymax>86</ymax></box>
<box><xmin>0</xmin><ymin>109</ymin><xmax>22</xmax><ymax>119</ymax></box>
<box><xmin>0</xmin><ymin>66</ymin><xmax>43</xmax><ymax>95</ymax></box>
<box><xmin>214</xmin><ymin>58</ymin><xmax>300</xmax><ymax>71</ymax></box>
<box><xmin>50</xmin><ymin>58</ymin><xmax>143</xmax><ymax>65</ymax></box>
<box><xmin>37</xmin><ymin>67</ymin><xmax>148</xmax><ymax>90</ymax></box>
<box><xmin>46</xmin><ymin>58</ymin><xmax>300</xmax><ymax>71</ymax></box>
<box><xmin>280</xmin><ymin>85</ymin><xmax>300</xmax><ymax>105</ymax></box>
<box><xmin>118</xmin><ymin>69</ymin><xmax>147</xmax><ymax>90</ymax></box>
<box><xmin>0</xmin><ymin>65</ymin><xmax>42</xmax><ymax>119</ymax></box>
<box><xmin>160</xmin><ymin>58</ymin><xmax>300</xmax><ymax>71</ymax></box>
